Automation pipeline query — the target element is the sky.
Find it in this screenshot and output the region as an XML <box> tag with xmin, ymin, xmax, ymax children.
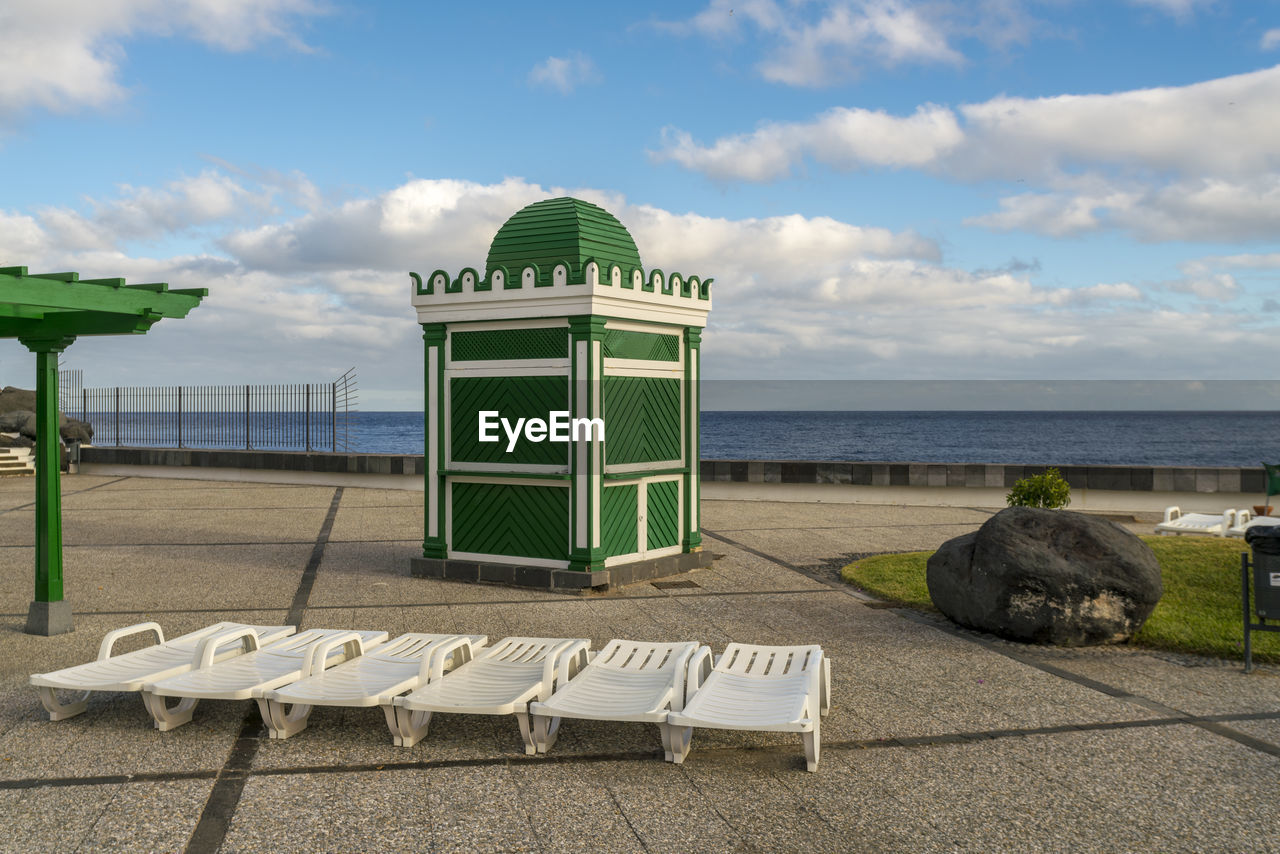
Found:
<box><xmin>1</xmin><ymin>0</ymin><xmax>1279</xmax><ymax>410</ymax></box>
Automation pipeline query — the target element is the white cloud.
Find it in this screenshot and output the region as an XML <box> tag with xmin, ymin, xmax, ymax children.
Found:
<box><xmin>658</xmin><ymin>64</ymin><xmax>1280</xmax><ymax>242</ymax></box>
<box><xmin>1263</xmin><ymin>29</ymin><xmax>1280</xmax><ymax>50</ymax></box>
<box><xmin>1128</xmin><ymin>0</ymin><xmax>1213</xmax><ymax>19</ymax></box>
<box><xmin>656</xmin><ymin>104</ymin><xmax>963</xmax><ymax>181</ymax></box>
<box><xmin>8</xmin><ymin>174</ymin><xmax>1279</xmax><ymax>403</ymax></box>
<box><xmin>661</xmin><ymin>0</ymin><xmax>1040</xmax><ymax>87</ymax></box>
<box><xmin>528</xmin><ymin>53</ymin><xmax>599</xmax><ymax>94</ymax></box>
<box><xmin>0</xmin><ymin>0</ymin><xmax>323</xmax><ymax>121</ymax></box>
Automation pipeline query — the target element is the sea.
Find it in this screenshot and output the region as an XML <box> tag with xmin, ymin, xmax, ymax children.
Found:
<box><xmin>351</xmin><ymin>410</ymin><xmax>1280</xmax><ymax>467</ymax></box>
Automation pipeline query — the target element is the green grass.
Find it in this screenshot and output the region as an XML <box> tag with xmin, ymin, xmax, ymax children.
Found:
<box><xmin>841</xmin><ymin>536</ymin><xmax>1280</xmax><ymax>663</ymax></box>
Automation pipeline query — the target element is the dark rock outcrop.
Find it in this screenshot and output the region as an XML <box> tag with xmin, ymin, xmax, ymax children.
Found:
<box><xmin>926</xmin><ymin>506</ymin><xmax>1163</xmax><ymax>645</ymax></box>
<box><xmin>0</xmin><ymin>387</ymin><xmax>92</xmax><ymax>443</ymax></box>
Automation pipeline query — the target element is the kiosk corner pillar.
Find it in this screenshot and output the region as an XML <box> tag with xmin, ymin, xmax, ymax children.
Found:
<box><xmin>422</xmin><ymin>323</ymin><xmax>448</xmax><ymax>559</ymax></box>
<box><xmin>568</xmin><ymin>315</ymin><xmax>607</xmax><ymax>573</ymax></box>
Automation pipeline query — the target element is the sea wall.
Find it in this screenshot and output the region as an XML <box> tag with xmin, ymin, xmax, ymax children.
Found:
<box><xmin>77</xmin><ymin>447</ymin><xmax>1268</xmax><ymax>512</ymax></box>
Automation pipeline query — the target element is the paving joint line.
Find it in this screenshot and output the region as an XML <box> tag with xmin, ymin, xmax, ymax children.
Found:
<box><xmin>702</xmin><ymin>526</ymin><xmax>1280</xmax><ymax>759</ymax></box>
<box><xmin>0</xmin><ymin>476</ymin><xmax>130</xmax><ymax>516</ymax></box>
<box><xmin>6</xmin><ymin>710</ymin><xmax>1279</xmax><ymax>793</ymax></box>
<box><xmin>183</xmin><ymin>486</ymin><xmax>343</xmax><ymax>854</ymax></box>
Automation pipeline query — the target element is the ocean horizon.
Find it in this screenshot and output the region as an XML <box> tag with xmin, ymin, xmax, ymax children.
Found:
<box><xmin>340</xmin><ymin>410</ymin><xmax>1280</xmax><ymax>468</ymax></box>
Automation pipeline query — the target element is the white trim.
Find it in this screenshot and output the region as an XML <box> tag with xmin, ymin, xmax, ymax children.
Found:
<box><xmin>412</xmin><ymin>293</ymin><xmax>710</xmax><ymax>328</ymax></box>
<box><xmin>446</xmin><ymin>462</ymin><xmax>569</xmax><ymax>475</ymax></box>
<box><xmin>591</xmin><ymin>339</ymin><xmax>601</xmax><ymax>550</ymax></box>
<box><xmin>603</xmin><ymin>544</ymin><xmax>683</xmax><ymax>567</ymax></box>
<box><xmin>606</xmin><ymin>460</ymin><xmax>683</xmax><ymax>475</ymax></box>
<box><xmin>449</xmin><ymin>358</ymin><xmax>570</xmax><ymax>371</ymax></box>
<box><xmin>444</xmin><ymin>365</ymin><xmax>569</xmax><ymax>378</ymax></box>
<box><xmin>427</xmin><ymin>346</ymin><xmax>438</xmax><ymax>538</ymax></box>
<box><xmin>603</xmin><ymin>361</ymin><xmax>682</xmax><ymax>376</ymax></box>
<box><xmin>691</xmin><ymin>350</ymin><xmax>699</xmax><ymax>533</ymax></box>
<box><xmin>449</xmin><ymin>551</ymin><xmax>570</xmax><ymax>570</ymax></box>
<box><xmin>603</xmin><ymin>318</ymin><xmax>684</xmax><ymax>335</ymax></box>
<box><xmin>575</xmin><ymin>339</ymin><xmax>588</xmax><ymax>550</ymax></box>
<box><xmin>450</xmin><ymin>318</ymin><xmax>570</xmax><ymax>332</ymax></box>
<box><xmin>448</xmin><ymin>475</ymin><xmax>571</xmax><ymax>487</ymax></box>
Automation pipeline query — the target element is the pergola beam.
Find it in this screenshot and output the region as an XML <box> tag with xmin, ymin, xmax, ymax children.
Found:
<box><xmin>0</xmin><ymin>270</ymin><xmax>206</xmax><ymax>318</ymax></box>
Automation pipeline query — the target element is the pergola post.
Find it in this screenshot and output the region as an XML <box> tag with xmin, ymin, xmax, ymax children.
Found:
<box><xmin>19</xmin><ymin>334</ymin><xmax>76</xmax><ymax>635</ymax></box>
<box><xmin>2</xmin><ymin>266</ymin><xmax>205</xmax><ymax>637</ymax></box>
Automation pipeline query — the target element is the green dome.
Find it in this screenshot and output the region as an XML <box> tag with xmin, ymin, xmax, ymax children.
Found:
<box><xmin>485</xmin><ymin>197</ymin><xmax>642</xmax><ymax>279</ymax></box>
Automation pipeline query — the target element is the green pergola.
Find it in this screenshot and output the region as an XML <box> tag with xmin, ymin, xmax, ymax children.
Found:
<box><xmin>0</xmin><ymin>266</ymin><xmax>206</xmax><ymax>635</ymax></box>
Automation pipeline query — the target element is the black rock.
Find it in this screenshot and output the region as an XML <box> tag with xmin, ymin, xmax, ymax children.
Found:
<box><xmin>0</xmin><ymin>410</ymin><xmax>31</xmax><ymax>433</ymax></box>
<box><xmin>60</xmin><ymin>418</ymin><xmax>93</xmax><ymax>443</ymax></box>
<box><xmin>0</xmin><ymin>386</ymin><xmax>36</xmax><ymax>413</ymax></box>
<box><xmin>0</xmin><ymin>433</ymin><xmax>34</xmax><ymax>448</ymax></box>
<box><xmin>926</xmin><ymin>506</ymin><xmax>1163</xmax><ymax>645</ymax></box>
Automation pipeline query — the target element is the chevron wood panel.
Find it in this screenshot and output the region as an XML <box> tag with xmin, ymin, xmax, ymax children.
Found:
<box><xmin>603</xmin><ymin>376</ymin><xmax>681</xmax><ymax>465</ymax></box>
<box><xmin>646</xmin><ymin>480</ymin><xmax>679</xmax><ymax>551</ymax></box>
<box><xmin>450</xmin><ymin>375</ymin><xmax>569</xmax><ymax>465</ymax></box>
<box><xmin>451</xmin><ymin>327</ymin><xmax>567</xmax><ymax>361</ymax></box>
<box><xmin>601</xmin><ymin>484</ymin><xmax>638</xmax><ymax>557</ymax></box>
<box><xmin>451</xmin><ymin>481</ymin><xmax>569</xmax><ymax>560</ymax></box>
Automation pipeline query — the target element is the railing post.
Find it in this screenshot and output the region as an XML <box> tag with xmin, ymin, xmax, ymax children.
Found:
<box><xmin>331</xmin><ymin>382</ymin><xmax>337</xmax><ymax>453</ymax></box>
<box><xmin>305</xmin><ymin>385</ymin><xmax>312</xmax><ymax>452</ymax></box>
<box><xmin>245</xmin><ymin>384</ymin><xmax>251</xmax><ymax>450</ymax></box>
<box><xmin>177</xmin><ymin>386</ymin><xmax>184</xmax><ymax>449</ymax></box>
<box><xmin>114</xmin><ymin>386</ymin><xmax>120</xmax><ymax>447</ymax></box>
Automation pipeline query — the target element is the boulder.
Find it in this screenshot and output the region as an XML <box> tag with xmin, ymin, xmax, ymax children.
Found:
<box><xmin>926</xmin><ymin>506</ymin><xmax>1163</xmax><ymax>645</ymax></box>
<box><xmin>0</xmin><ymin>386</ymin><xmax>36</xmax><ymax>413</ymax></box>
<box><xmin>0</xmin><ymin>433</ymin><xmax>34</xmax><ymax>448</ymax></box>
<box><xmin>0</xmin><ymin>410</ymin><xmax>30</xmax><ymax>432</ymax></box>
<box><xmin>60</xmin><ymin>418</ymin><xmax>93</xmax><ymax>444</ymax></box>
<box><xmin>17</xmin><ymin>412</ymin><xmax>38</xmax><ymax>439</ymax></box>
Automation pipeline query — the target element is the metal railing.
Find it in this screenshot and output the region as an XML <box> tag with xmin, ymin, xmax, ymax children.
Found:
<box><xmin>73</xmin><ymin>368</ymin><xmax>358</xmax><ymax>452</ymax></box>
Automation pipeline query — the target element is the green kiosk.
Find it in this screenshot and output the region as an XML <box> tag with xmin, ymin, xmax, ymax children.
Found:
<box><xmin>410</xmin><ymin>198</ymin><xmax>713</xmax><ymax>590</ymax></box>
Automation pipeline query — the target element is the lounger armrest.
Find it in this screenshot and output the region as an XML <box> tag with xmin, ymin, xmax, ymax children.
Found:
<box><xmin>97</xmin><ymin>622</ymin><xmax>165</xmax><ymax>660</ymax></box>
<box><xmin>302</xmin><ymin>632</ymin><xmax>366</xmax><ymax>678</ymax></box>
<box><xmin>684</xmin><ymin>646</ymin><xmax>714</xmax><ymax>706</ymax></box>
<box><xmin>668</xmin><ymin>644</ymin><xmax>705</xmax><ymax>713</ymax></box>
<box><xmin>420</xmin><ymin>636</ymin><xmax>474</xmax><ymax>683</ymax></box>
<box><xmin>194</xmin><ymin>627</ymin><xmax>259</xmax><ymax>670</ymax></box>
<box><xmin>807</xmin><ymin>648</ymin><xmax>826</xmax><ymax>716</ymax></box>
<box><xmin>1162</xmin><ymin>506</ymin><xmax>1181</xmax><ymax>523</ymax></box>
<box><xmin>541</xmin><ymin>639</ymin><xmax>590</xmax><ymax>701</ymax></box>
<box><xmin>1237</xmin><ymin>509</ymin><xmax>1253</xmax><ymax>525</ymax></box>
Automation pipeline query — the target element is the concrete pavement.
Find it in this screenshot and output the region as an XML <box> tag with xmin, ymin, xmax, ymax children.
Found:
<box><xmin>1</xmin><ymin>474</ymin><xmax>1277</xmax><ymax>852</ymax></box>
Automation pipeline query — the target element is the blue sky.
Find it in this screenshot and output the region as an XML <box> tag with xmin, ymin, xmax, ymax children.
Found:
<box><xmin>2</xmin><ymin>0</ymin><xmax>1279</xmax><ymax>408</ymax></box>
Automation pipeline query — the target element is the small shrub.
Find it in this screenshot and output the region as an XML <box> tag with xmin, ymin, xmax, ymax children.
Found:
<box><xmin>1006</xmin><ymin>467</ymin><xmax>1071</xmax><ymax>509</ymax></box>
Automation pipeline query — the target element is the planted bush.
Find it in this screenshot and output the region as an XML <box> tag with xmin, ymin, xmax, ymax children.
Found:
<box><xmin>1006</xmin><ymin>467</ymin><xmax>1071</xmax><ymax>509</ymax></box>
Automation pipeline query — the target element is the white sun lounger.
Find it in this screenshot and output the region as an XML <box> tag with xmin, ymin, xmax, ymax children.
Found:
<box><xmin>1226</xmin><ymin>510</ymin><xmax>1280</xmax><ymax>538</ymax></box>
<box><xmin>29</xmin><ymin>621</ymin><xmax>297</xmax><ymax>721</ymax></box>
<box><xmin>139</xmin><ymin>628</ymin><xmax>388</xmax><ymax>731</ymax></box>
<box><xmin>528</xmin><ymin>639</ymin><xmax>708</xmax><ymax>758</ymax></box>
<box><xmin>1155</xmin><ymin>506</ymin><xmax>1234</xmax><ymax>537</ymax></box>
<box><xmin>392</xmin><ymin>636</ymin><xmax>590</xmax><ymax>753</ymax></box>
<box><xmin>667</xmin><ymin>643</ymin><xmax>831</xmax><ymax>772</ymax></box>
<box><xmin>258</xmin><ymin>632</ymin><xmax>489</xmax><ymax>742</ymax></box>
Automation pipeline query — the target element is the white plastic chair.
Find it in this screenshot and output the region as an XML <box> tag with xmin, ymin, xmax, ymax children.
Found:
<box><xmin>528</xmin><ymin>639</ymin><xmax>707</xmax><ymax>758</ymax></box>
<box><xmin>258</xmin><ymin>632</ymin><xmax>488</xmax><ymax>742</ymax></box>
<box><xmin>1155</xmin><ymin>506</ymin><xmax>1234</xmax><ymax>537</ymax></box>
<box><xmin>667</xmin><ymin>643</ymin><xmax>831</xmax><ymax>772</ymax></box>
<box><xmin>392</xmin><ymin>636</ymin><xmax>589</xmax><ymax>752</ymax></box>
<box><xmin>139</xmin><ymin>628</ymin><xmax>388</xmax><ymax>731</ymax></box>
<box><xmin>29</xmin><ymin>621</ymin><xmax>297</xmax><ymax>721</ymax></box>
<box><xmin>1226</xmin><ymin>509</ymin><xmax>1280</xmax><ymax>538</ymax></box>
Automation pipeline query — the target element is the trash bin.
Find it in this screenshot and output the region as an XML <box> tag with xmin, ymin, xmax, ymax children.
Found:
<box><xmin>1244</xmin><ymin>526</ymin><xmax>1280</xmax><ymax>619</ymax></box>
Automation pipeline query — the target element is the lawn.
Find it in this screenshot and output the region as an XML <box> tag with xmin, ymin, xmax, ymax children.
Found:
<box><xmin>841</xmin><ymin>536</ymin><xmax>1280</xmax><ymax>663</ymax></box>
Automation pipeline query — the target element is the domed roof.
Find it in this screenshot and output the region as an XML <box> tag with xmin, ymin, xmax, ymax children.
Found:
<box><xmin>485</xmin><ymin>197</ymin><xmax>642</xmax><ymax>278</ymax></box>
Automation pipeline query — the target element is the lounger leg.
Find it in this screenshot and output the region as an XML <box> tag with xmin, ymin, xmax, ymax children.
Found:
<box><xmin>515</xmin><ymin>711</ymin><xmax>537</xmax><ymax>755</ymax></box>
<box><xmin>37</xmin><ymin>687</ymin><xmax>89</xmax><ymax>721</ymax></box>
<box><xmin>384</xmin><ymin>705</ymin><xmax>432</xmax><ymax>748</ymax></box>
<box><xmin>667</xmin><ymin>725</ymin><xmax>693</xmax><ymax>764</ymax></box>
<box><xmin>256</xmin><ymin>699</ymin><xmax>313</xmax><ymax>740</ymax></box>
<box><xmin>141</xmin><ymin>692</ymin><xmax>199</xmax><ymax>732</ymax></box>
<box><xmin>531</xmin><ymin>714</ymin><xmax>561</xmax><ymax>754</ymax></box>
<box><xmin>803</xmin><ymin>719</ymin><xmax>821</xmax><ymax>772</ymax></box>
<box><xmin>657</xmin><ymin>722</ymin><xmax>675</xmax><ymax>762</ymax></box>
